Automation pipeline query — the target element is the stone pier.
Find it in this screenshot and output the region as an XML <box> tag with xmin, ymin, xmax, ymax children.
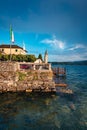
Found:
<box><xmin>0</xmin><ymin>61</ymin><xmax>73</xmax><ymax>94</ymax></box>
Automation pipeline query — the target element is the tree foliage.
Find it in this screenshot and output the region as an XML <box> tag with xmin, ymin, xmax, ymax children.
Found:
<box><xmin>0</xmin><ymin>54</ymin><xmax>36</xmax><ymax>62</ymax></box>
<box><xmin>38</xmin><ymin>54</ymin><xmax>43</xmax><ymax>61</ymax></box>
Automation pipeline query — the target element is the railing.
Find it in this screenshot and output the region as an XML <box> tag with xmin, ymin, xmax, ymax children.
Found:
<box><xmin>19</xmin><ymin>63</ymin><xmax>52</xmax><ymax>71</ymax></box>
<box><xmin>52</xmin><ymin>67</ymin><xmax>66</xmax><ymax>76</ymax></box>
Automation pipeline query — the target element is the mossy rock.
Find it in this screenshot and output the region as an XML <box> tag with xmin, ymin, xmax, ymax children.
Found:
<box><xmin>17</xmin><ymin>72</ymin><xmax>27</xmax><ymax>81</ymax></box>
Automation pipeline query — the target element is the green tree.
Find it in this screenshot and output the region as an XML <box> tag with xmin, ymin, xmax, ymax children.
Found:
<box><xmin>38</xmin><ymin>54</ymin><xmax>43</xmax><ymax>61</ymax></box>
<box><xmin>0</xmin><ymin>54</ymin><xmax>2</xmax><ymax>60</ymax></box>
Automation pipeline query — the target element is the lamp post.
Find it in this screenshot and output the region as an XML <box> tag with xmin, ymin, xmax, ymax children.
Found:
<box><xmin>10</xmin><ymin>42</ymin><xmax>12</xmax><ymax>61</ymax></box>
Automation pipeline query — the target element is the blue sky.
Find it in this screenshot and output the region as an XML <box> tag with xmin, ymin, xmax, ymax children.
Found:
<box><xmin>0</xmin><ymin>0</ymin><xmax>87</xmax><ymax>61</ymax></box>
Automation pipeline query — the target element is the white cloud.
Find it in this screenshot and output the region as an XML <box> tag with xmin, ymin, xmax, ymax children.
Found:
<box><xmin>41</xmin><ymin>36</ymin><xmax>65</xmax><ymax>49</ymax></box>
<box><xmin>68</xmin><ymin>44</ymin><xmax>86</xmax><ymax>51</ymax></box>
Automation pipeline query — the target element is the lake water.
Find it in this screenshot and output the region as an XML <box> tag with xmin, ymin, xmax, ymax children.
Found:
<box><xmin>0</xmin><ymin>65</ymin><xmax>87</xmax><ymax>130</ymax></box>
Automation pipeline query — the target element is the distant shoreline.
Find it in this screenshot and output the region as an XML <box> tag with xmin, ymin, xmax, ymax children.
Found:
<box><xmin>49</xmin><ymin>60</ymin><xmax>87</xmax><ymax>65</ymax></box>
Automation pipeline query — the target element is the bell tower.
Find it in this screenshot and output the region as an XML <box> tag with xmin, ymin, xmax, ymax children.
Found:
<box><xmin>44</xmin><ymin>50</ymin><xmax>48</xmax><ymax>63</ymax></box>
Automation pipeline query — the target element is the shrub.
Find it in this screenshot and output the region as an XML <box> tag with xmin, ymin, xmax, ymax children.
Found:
<box><xmin>0</xmin><ymin>54</ymin><xmax>36</xmax><ymax>62</ymax></box>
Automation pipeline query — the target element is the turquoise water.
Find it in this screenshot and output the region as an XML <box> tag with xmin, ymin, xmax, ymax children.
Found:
<box><xmin>0</xmin><ymin>65</ymin><xmax>87</xmax><ymax>130</ymax></box>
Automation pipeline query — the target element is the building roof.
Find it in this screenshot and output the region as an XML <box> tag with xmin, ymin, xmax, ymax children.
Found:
<box><xmin>0</xmin><ymin>44</ymin><xmax>27</xmax><ymax>52</ymax></box>
<box><xmin>34</xmin><ymin>59</ymin><xmax>42</xmax><ymax>63</ymax></box>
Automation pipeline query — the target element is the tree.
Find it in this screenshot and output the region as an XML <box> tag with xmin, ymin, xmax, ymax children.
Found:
<box><xmin>38</xmin><ymin>54</ymin><xmax>43</xmax><ymax>61</ymax></box>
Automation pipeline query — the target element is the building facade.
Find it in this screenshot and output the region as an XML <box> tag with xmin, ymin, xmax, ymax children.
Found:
<box><xmin>0</xmin><ymin>44</ymin><xmax>27</xmax><ymax>55</ymax></box>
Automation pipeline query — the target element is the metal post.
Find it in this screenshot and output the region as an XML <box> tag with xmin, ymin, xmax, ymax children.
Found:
<box><xmin>10</xmin><ymin>43</ymin><xmax>12</xmax><ymax>61</ymax></box>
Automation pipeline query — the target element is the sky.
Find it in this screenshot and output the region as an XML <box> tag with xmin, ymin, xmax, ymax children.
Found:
<box><xmin>0</xmin><ymin>0</ymin><xmax>87</xmax><ymax>62</ymax></box>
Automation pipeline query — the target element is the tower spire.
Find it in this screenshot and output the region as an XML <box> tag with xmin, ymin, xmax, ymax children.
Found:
<box><xmin>44</xmin><ymin>50</ymin><xmax>48</xmax><ymax>63</ymax></box>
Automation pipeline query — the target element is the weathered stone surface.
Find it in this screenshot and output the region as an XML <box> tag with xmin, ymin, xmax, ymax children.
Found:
<box><xmin>55</xmin><ymin>83</ymin><xmax>67</xmax><ymax>87</ymax></box>
<box><xmin>0</xmin><ymin>85</ymin><xmax>2</xmax><ymax>91</ymax></box>
<box><xmin>0</xmin><ymin>62</ymin><xmax>18</xmax><ymax>72</ymax></box>
<box><xmin>7</xmin><ymin>86</ymin><xmax>17</xmax><ymax>92</ymax></box>
<box><xmin>26</xmin><ymin>89</ymin><xmax>32</xmax><ymax>92</ymax></box>
<box><xmin>0</xmin><ymin>63</ymin><xmax>56</xmax><ymax>92</ymax></box>
<box><xmin>2</xmin><ymin>85</ymin><xmax>7</xmax><ymax>91</ymax></box>
<box><xmin>16</xmin><ymin>85</ymin><xmax>25</xmax><ymax>91</ymax></box>
<box><xmin>57</xmin><ymin>88</ymin><xmax>73</xmax><ymax>94</ymax></box>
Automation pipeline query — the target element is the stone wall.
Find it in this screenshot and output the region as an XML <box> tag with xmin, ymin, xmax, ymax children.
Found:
<box><xmin>0</xmin><ymin>62</ymin><xmax>52</xmax><ymax>71</ymax></box>
<box><xmin>0</xmin><ymin>70</ymin><xmax>56</xmax><ymax>93</ymax></box>
<box><xmin>0</xmin><ymin>62</ymin><xmax>18</xmax><ymax>71</ymax></box>
<box><xmin>0</xmin><ymin>62</ymin><xmax>73</xmax><ymax>94</ymax></box>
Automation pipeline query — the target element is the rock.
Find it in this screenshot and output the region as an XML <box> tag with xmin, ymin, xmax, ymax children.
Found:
<box><xmin>26</xmin><ymin>89</ymin><xmax>32</xmax><ymax>92</ymax></box>
<box><xmin>69</xmin><ymin>103</ymin><xmax>76</xmax><ymax>110</ymax></box>
<box><xmin>2</xmin><ymin>85</ymin><xmax>7</xmax><ymax>92</ymax></box>
<box><xmin>0</xmin><ymin>85</ymin><xmax>2</xmax><ymax>91</ymax></box>
<box><xmin>55</xmin><ymin>83</ymin><xmax>67</xmax><ymax>87</ymax></box>
<box><xmin>57</xmin><ymin>88</ymin><xmax>73</xmax><ymax>94</ymax></box>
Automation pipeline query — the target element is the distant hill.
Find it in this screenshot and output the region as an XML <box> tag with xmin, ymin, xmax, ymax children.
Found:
<box><xmin>49</xmin><ymin>60</ymin><xmax>87</xmax><ymax>65</ymax></box>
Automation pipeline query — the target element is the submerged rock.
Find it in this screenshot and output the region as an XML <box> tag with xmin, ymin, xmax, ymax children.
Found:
<box><xmin>69</xmin><ymin>103</ymin><xmax>76</xmax><ymax>110</ymax></box>
<box><xmin>56</xmin><ymin>88</ymin><xmax>73</xmax><ymax>94</ymax></box>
